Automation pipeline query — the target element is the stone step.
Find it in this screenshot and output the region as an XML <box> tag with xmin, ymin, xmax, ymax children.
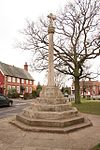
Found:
<box><xmin>16</xmin><ymin>114</ymin><xmax>85</xmax><ymax>128</ymax></box>
<box><xmin>23</xmin><ymin>108</ymin><xmax>78</xmax><ymax>120</ymax></box>
<box><xmin>30</xmin><ymin>103</ymin><xmax>72</xmax><ymax>112</ymax></box>
<box><xmin>10</xmin><ymin>117</ymin><xmax>92</xmax><ymax>133</ymax></box>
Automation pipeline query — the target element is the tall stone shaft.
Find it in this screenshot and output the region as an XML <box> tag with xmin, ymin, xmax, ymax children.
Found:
<box><xmin>47</xmin><ymin>13</ymin><xmax>56</xmax><ymax>86</ymax></box>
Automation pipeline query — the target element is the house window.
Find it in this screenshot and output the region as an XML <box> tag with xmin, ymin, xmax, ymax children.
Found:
<box><xmin>26</xmin><ymin>87</ymin><xmax>28</xmax><ymax>93</ymax></box>
<box><xmin>8</xmin><ymin>76</ymin><xmax>11</xmax><ymax>82</ymax></box>
<box><xmin>29</xmin><ymin>87</ymin><xmax>32</xmax><ymax>93</ymax></box>
<box><xmin>17</xmin><ymin>78</ymin><xmax>20</xmax><ymax>83</ymax></box>
<box><xmin>17</xmin><ymin>86</ymin><xmax>20</xmax><ymax>93</ymax></box>
<box><xmin>21</xmin><ymin>79</ymin><xmax>24</xmax><ymax>84</ymax></box>
<box><xmin>12</xmin><ymin>86</ymin><xmax>15</xmax><ymax>89</ymax></box>
<box><xmin>92</xmin><ymin>86</ymin><xmax>96</xmax><ymax>95</ymax></box>
<box><xmin>30</xmin><ymin>80</ymin><xmax>32</xmax><ymax>84</ymax></box>
<box><xmin>93</xmin><ymin>86</ymin><xmax>96</xmax><ymax>91</ymax></box>
<box><xmin>7</xmin><ymin>85</ymin><xmax>11</xmax><ymax>90</ymax></box>
<box><xmin>26</xmin><ymin>80</ymin><xmax>28</xmax><ymax>84</ymax></box>
<box><xmin>12</xmin><ymin>77</ymin><xmax>16</xmax><ymax>83</ymax></box>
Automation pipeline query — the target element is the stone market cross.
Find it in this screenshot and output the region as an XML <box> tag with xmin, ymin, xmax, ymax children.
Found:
<box><xmin>11</xmin><ymin>13</ymin><xmax>92</xmax><ymax>133</ymax></box>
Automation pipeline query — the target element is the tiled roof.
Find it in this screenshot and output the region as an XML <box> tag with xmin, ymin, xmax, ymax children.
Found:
<box><xmin>80</xmin><ymin>80</ymin><xmax>100</xmax><ymax>86</ymax></box>
<box><xmin>0</xmin><ymin>62</ymin><xmax>34</xmax><ymax>80</ymax></box>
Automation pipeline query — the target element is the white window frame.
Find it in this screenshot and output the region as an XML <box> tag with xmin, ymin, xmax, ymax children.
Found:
<box><xmin>17</xmin><ymin>78</ymin><xmax>20</xmax><ymax>83</ymax></box>
<box><xmin>12</xmin><ymin>86</ymin><xmax>15</xmax><ymax>89</ymax></box>
<box><xmin>30</xmin><ymin>80</ymin><xmax>32</xmax><ymax>84</ymax></box>
<box><xmin>26</xmin><ymin>87</ymin><xmax>28</xmax><ymax>93</ymax></box>
<box><xmin>12</xmin><ymin>77</ymin><xmax>16</xmax><ymax>83</ymax></box>
<box><xmin>17</xmin><ymin>86</ymin><xmax>20</xmax><ymax>93</ymax></box>
<box><xmin>7</xmin><ymin>85</ymin><xmax>11</xmax><ymax>90</ymax></box>
<box><xmin>29</xmin><ymin>87</ymin><xmax>32</xmax><ymax>93</ymax></box>
<box><xmin>21</xmin><ymin>79</ymin><xmax>24</xmax><ymax>84</ymax></box>
<box><xmin>8</xmin><ymin>76</ymin><xmax>11</xmax><ymax>82</ymax></box>
<box><xmin>26</xmin><ymin>80</ymin><xmax>28</xmax><ymax>84</ymax></box>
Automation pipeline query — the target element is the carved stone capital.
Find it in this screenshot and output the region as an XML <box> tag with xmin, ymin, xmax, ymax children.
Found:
<box><xmin>48</xmin><ymin>26</ymin><xmax>55</xmax><ymax>34</ymax></box>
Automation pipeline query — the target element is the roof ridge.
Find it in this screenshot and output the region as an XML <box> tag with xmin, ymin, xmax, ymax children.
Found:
<box><xmin>0</xmin><ymin>61</ymin><xmax>34</xmax><ymax>80</ymax></box>
<box><xmin>0</xmin><ymin>61</ymin><xmax>23</xmax><ymax>70</ymax></box>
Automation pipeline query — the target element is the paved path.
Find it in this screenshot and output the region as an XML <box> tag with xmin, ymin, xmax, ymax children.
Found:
<box><xmin>0</xmin><ymin>114</ymin><xmax>100</xmax><ymax>150</ymax></box>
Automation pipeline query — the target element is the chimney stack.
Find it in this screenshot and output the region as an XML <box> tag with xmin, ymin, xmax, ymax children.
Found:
<box><xmin>24</xmin><ymin>62</ymin><xmax>28</xmax><ymax>71</ymax></box>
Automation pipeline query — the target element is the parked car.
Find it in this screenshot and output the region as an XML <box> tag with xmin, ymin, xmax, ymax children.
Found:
<box><xmin>92</xmin><ymin>95</ymin><xmax>100</xmax><ymax>100</ymax></box>
<box><xmin>0</xmin><ymin>94</ymin><xmax>13</xmax><ymax>107</ymax></box>
<box><xmin>64</xmin><ymin>93</ymin><xmax>68</xmax><ymax>97</ymax></box>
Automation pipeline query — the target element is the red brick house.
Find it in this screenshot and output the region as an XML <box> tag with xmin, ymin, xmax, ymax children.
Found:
<box><xmin>0</xmin><ymin>62</ymin><xmax>35</xmax><ymax>95</ymax></box>
<box><xmin>80</xmin><ymin>80</ymin><xmax>100</xmax><ymax>96</ymax></box>
<box><xmin>71</xmin><ymin>80</ymin><xmax>100</xmax><ymax>96</ymax></box>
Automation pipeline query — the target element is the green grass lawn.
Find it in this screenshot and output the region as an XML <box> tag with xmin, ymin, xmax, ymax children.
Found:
<box><xmin>72</xmin><ymin>100</ymin><xmax>100</xmax><ymax>149</ymax></box>
<box><xmin>72</xmin><ymin>100</ymin><xmax>100</xmax><ymax>115</ymax></box>
<box><xmin>90</xmin><ymin>143</ymin><xmax>100</xmax><ymax>150</ymax></box>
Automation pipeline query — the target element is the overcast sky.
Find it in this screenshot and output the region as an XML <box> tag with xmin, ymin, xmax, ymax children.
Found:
<box><xmin>0</xmin><ymin>0</ymin><xmax>99</xmax><ymax>85</ymax></box>
<box><xmin>0</xmin><ymin>0</ymin><xmax>69</xmax><ymax>84</ymax></box>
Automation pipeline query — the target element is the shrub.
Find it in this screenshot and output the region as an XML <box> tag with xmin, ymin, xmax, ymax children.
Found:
<box><xmin>32</xmin><ymin>90</ymin><xmax>38</xmax><ymax>98</ymax></box>
<box><xmin>7</xmin><ymin>88</ymin><xmax>19</xmax><ymax>98</ymax></box>
<box><xmin>23</xmin><ymin>93</ymin><xmax>33</xmax><ymax>99</ymax></box>
<box><xmin>24</xmin><ymin>93</ymin><xmax>30</xmax><ymax>100</ymax></box>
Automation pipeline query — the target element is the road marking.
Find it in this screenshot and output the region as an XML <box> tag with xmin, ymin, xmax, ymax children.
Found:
<box><xmin>15</xmin><ymin>103</ymin><xmax>26</xmax><ymax>106</ymax></box>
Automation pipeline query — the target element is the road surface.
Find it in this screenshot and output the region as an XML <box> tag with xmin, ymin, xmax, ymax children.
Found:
<box><xmin>0</xmin><ymin>99</ymin><xmax>34</xmax><ymax>119</ymax></box>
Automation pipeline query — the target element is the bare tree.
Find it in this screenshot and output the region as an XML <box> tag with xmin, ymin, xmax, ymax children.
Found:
<box><xmin>18</xmin><ymin>0</ymin><xmax>100</xmax><ymax>104</ymax></box>
<box><xmin>54</xmin><ymin>71</ymin><xmax>70</xmax><ymax>88</ymax></box>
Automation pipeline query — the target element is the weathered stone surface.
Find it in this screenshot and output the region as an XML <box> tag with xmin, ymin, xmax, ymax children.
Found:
<box><xmin>11</xmin><ymin>116</ymin><xmax>92</xmax><ymax>133</ymax></box>
<box><xmin>40</xmin><ymin>86</ymin><xmax>63</xmax><ymax>98</ymax></box>
<box><xmin>12</xmin><ymin>90</ymin><xmax>92</xmax><ymax>133</ymax></box>
<box><xmin>30</xmin><ymin>103</ymin><xmax>72</xmax><ymax>112</ymax></box>
<box><xmin>10</xmin><ymin>13</ymin><xmax>92</xmax><ymax>133</ymax></box>
<box><xmin>23</xmin><ymin>107</ymin><xmax>78</xmax><ymax>120</ymax></box>
<box><xmin>39</xmin><ymin>86</ymin><xmax>66</xmax><ymax>104</ymax></box>
<box><xmin>16</xmin><ymin>115</ymin><xmax>85</xmax><ymax>127</ymax></box>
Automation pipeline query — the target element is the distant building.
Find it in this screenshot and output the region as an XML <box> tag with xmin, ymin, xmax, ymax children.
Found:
<box><xmin>71</xmin><ymin>79</ymin><xmax>100</xmax><ymax>96</ymax></box>
<box><xmin>0</xmin><ymin>62</ymin><xmax>35</xmax><ymax>95</ymax></box>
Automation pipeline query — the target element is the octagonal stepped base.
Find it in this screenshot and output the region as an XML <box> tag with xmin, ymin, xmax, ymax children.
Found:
<box><xmin>10</xmin><ymin>102</ymin><xmax>92</xmax><ymax>133</ymax></box>
<box><xmin>22</xmin><ymin>103</ymin><xmax>78</xmax><ymax>120</ymax></box>
<box><xmin>29</xmin><ymin>103</ymin><xmax>72</xmax><ymax>112</ymax></box>
<box><xmin>10</xmin><ymin>116</ymin><xmax>92</xmax><ymax>133</ymax></box>
<box><xmin>16</xmin><ymin>114</ymin><xmax>85</xmax><ymax>127</ymax></box>
<box><xmin>10</xmin><ymin>86</ymin><xmax>92</xmax><ymax>133</ymax></box>
<box><xmin>23</xmin><ymin>108</ymin><xmax>78</xmax><ymax>120</ymax></box>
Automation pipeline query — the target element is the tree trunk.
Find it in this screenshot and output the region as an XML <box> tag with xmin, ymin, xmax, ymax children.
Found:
<box><xmin>74</xmin><ymin>77</ymin><xmax>81</xmax><ymax>104</ymax></box>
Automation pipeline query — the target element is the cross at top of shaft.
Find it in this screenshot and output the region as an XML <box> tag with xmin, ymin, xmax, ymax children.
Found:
<box><xmin>47</xmin><ymin>13</ymin><xmax>56</xmax><ymax>27</ymax></box>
